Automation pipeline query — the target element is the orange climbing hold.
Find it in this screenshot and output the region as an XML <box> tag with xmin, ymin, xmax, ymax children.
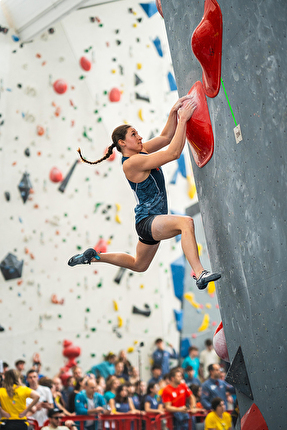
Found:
<box><xmin>191</xmin><ymin>0</ymin><xmax>223</xmax><ymax>98</ymax></box>
<box><xmin>185</xmin><ymin>81</ymin><xmax>214</xmax><ymax>167</ymax></box>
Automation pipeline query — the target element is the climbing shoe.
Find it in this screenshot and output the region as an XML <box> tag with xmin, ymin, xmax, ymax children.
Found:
<box><xmin>68</xmin><ymin>248</ymin><xmax>100</xmax><ymax>267</ymax></box>
<box><xmin>196</xmin><ymin>270</ymin><xmax>221</xmax><ymax>290</ymax></box>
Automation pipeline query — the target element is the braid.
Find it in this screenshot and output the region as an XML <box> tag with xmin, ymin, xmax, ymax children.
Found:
<box><xmin>77</xmin><ymin>144</ymin><xmax>116</xmax><ymax>165</ymax></box>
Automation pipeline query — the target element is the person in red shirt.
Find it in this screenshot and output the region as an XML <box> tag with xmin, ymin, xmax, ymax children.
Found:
<box><xmin>162</xmin><ymin>368</ymin><xmax>195</xmax><ymax>429</ymax></box>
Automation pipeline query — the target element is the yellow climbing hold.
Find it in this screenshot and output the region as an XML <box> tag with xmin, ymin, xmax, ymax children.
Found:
<box><xmin>187</xmin><ymin>175</ymin><xmax>197</xmax><ymax>199</ymax></box>
<box><xmin>111</xmin><ymin>69</ymin><xmax>116</xmax><ymax>74</ymax></box>
<box><xmin>207</xmin><ymin>281</ymin><xmax>216</xmax><ymax>295</ymax></box>
<box><xmin>134</xmin><ymin>340</ymin><xmax>138</xmax><ymax>345</ymax></box>
<box><xmin>198</xmin><ymin>313</ymin><xmax>210</xmax><ymax>332</ymax></box>
<box><xmin>197</xmin><ymin>243</ymin><xmax>203</xmax><ymax>256</ymax></box>
<box><xmin>206</xmin><ymin>303</ymin><xmax>212</xmax><ymax>309</ymax></box>
<box><xmin>184</xmin><ymin>292</ymin><xmax>200</xmax><ymax>309</ymax></box>
<box><xmin>138</xmin><ymin>109</ymin><xmax>144</xmax><ymax>121</ymax></box>
<box><xmin>140</xmin><ymin>284</ymin><xmax>144</xmax><ymax>289</ymax></box>
<box><xmin>137</xmin><ymin>63</ymin><xmax>142</xmax><ymax>70</ymax></box>
<box><xmin>115</xmin><ymin>203</ymin><xmax>121</xmax><ymax>224</ymax></box>
<box><xmin>113</xmin><ymin>300</ymin><xmax>119</xmax><ymax>311</ymax></box>
<box><xmin>127</xmin><ymin>346</ymin><xmax>134</xmax><ymax>353</ymax></box>
<box><xmin>118</xmin><ymin>316</ymin><xmax>123</xmax><ymax>327</ymax></box>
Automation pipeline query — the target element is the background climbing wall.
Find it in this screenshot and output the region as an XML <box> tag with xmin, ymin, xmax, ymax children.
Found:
<box><xmin>0</xmin><ymin>0</ymin><xmax>220</xmax><ymax>379</ymax></box>
<box><xmin>162</xmin><ymin>0</ymin><xmax>287</xmax><ymax>427</ymax></box>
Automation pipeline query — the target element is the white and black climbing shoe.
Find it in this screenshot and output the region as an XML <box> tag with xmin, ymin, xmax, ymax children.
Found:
<box><xmin>196</xmin><ymin>270</ymin><xmax>221</xmax><ymax>290</ymax></box>
<box><xmin>68</xmin><ymin>248</ymin><xmax>100</xmax><ymax>267</ymax></box>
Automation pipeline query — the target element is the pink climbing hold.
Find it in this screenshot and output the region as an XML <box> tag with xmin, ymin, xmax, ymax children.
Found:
<box><xmin>213</xmin><ymin>321</ymin><xmax>229</xmax><ymax>362</ymax></box>
<box><xmin>109</xmin><ymin>88</ymin><xmax>121</xmax><ymax>102</ymax></box>
<box><xmin>105</xmin><ymin>146</ymin><xmax>116</xmax><ymax>161</ymax></box>
<box><xmin>94</xmin><ymin>237</ymin><xmax>108</xmax><ymax>254</ymax></box>
<box><xmin>185</xmin><ymin>81</ymin><xmax>214</xmax><ymax>168</ymax></box>
<box><xmin>49</xmin><ymin>167</ymin><xmax>63</xmax><ymax>183</ymax></box>
<box><xmin>80</xmin><ymin>56</ymin><xmax>92</xmax><ymax>71</ymax></box>
<box><xmin>155</xmin><ymin>0</ymin><xmax>163</xmax><ymax>17</ymax></box>
<box><xmin>53</xmin><ymin>79</ymin><xmax>68</xmax><ymax>94</ymax></box>
<box><xmin>191</xmin><ymin>0</ymin><xmax>223</xmax><ymax>98</ymax></box>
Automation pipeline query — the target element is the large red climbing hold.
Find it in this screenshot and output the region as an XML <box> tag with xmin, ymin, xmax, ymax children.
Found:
<box><xmin>213</xmin><ymin>321</ymin><xmax>229</xmax><ymax>362</ymax></box>
<box><xmin>80</xmin><ymin>56</ymin><xmax>92</xmax><ymax>71</ymax></box>
<box><xmin>185</xmin><ymin>81</ymin><xmax>214</xmax><ymax>168</ymax></box>
<box><xmin>53</xmin><ymin>79</ymin><xmax>68</xmax><ymax>94</ymax></box>
<box><xmin>241</xmin><ymin>404</ymin><xmax>269</xmax><ymax>430</ymax></box>
<box><xmin>191</xmin><ymin>0</ymin><xmax>223</xmax><ymax>98</ymax></box>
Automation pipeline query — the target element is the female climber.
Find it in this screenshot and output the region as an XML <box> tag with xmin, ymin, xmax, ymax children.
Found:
<box><xmin>68</xmin><ymin>96</ymin><xmax>221</xmax><ymax>290</ymax></box>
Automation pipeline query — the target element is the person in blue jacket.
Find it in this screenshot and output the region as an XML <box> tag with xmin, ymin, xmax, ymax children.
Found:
<box><xmin>75</xmin><ymin>378</ymin><xmax>106</xmax><ymax>430</ymax></box>
<box><xmin>201</xmin><ymin>364</ymin><xmax>235</xmax><ymax>411</ymax></box>
<box><xmin>152</xmin><ymin>338</ymin><xmax>178</xmax><ymax>376</ymax></box>
<box><xmin>89</xmin><ymin>353</ymin><xmax>116</xmax><ymax>380</ymax></box>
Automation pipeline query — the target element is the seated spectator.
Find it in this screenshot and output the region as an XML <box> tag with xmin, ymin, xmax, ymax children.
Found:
<box><xmin>162</xmin><ymin>367</ymin><xmax>195</xmax><ymax>430</ymax></box>
<box><xmin>184</xmin><ymin>366</ymin><xmax>201</xmax><ymax>388</ymax></box>
<box><xmin>133</xmin><ymin>380</ymin><xmax>147</xmax><ymax>410</ymax></box>
<box><xmin>0</xmin><ymin>369</ymin><xmax>40</xmax><ymax>430</ymax></box>
<box><xmin>109</xmin><ymin>385</ymin><xmax>138</xmax><ymax>414</ymax></box>
<box><xmin>158</xmin><ymin>373</ymin><xmax>170</xmax><ymax>399</ymax></box>
<box><xmin>190</xmin><ymin>384</ymin><xmax>205</xmax><ymax>410</ymax></box>
<box><xmin>182</xmin><ymin>347</ymin><xmax>200</xmax><ymax>379</ymax></box>
<box><xmin>67</xmin><ymin>377</ymin><xmax>87</xmax><ymax>413</ymax></box>
<box><xmin>26</xmin><ymin>369</ymin><xmax>54</xmax><ymax>427</ymax></box>
<box><xmin>144</xmin><ymin>383</ymin><xmax>164</xmax><ymax>414</ymax></box>
<box><xmin>96</xmin><ymin>376</ymin><xmax>106</xmax><ymax>395</ymax></box>
<box><xmin>90</xmin><ymin>353</ymin><xmax>116</xmax><ymax>380</ymax></box>
<box><xmin>75</xmin><ymin>378</ymin><xmax>105</xmax><ymax>430</ymax></box>
<box><xmin>114</xmin><ymin>361</ymin><xmax>129</xmax><ymax>384</ymax></box>
<box><xmin>104</xmin><ymin>376</ymin><xmax>120</xmax><ymax>403</ymax></box>
<box><xmin>201</xmin><ymin>364</ymin><xmax>235</xmax><ymax>411</ymax></box>
<box><xmin>204</xmin><ymin>397</ymin><xmax>232</xmax><ymax>430</ymax></box>
<box><xmin>42</xmin><ymin>407</ymin><xmax>77</xmax><ymax>430</ymax></box>
<box><xmin>52</xmin><ymin>377</ymin><xmax>68</xmax><ymax>410</ymax></box>
<box><xmin>148</xmin><ymin>365</ymin><xmax>162</xmax><ymax>385</ymax></box>
<box><xmin>128</xmin><ymin>367</ymin><xmax>139</xmax><ymax>385</ymax></box>
<box><xmin>118</xmin><ymin>350</ymin><xmax>132</xmax><ymax>379</ymax></box>
<box><xmin>72</xmin><ymin>367</ymin><xmax>83</xmax><ymax>382</ymax></box>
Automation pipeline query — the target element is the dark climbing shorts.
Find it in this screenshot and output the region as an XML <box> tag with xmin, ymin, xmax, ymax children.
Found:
<box><xmin>136</xmin><ymin>215</ymin><xmax>160</xmax><ymax>245</ymax></box>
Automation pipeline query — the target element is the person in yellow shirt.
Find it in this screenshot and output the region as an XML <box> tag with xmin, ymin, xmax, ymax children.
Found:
<box><xmin>0</xmin><ymin>369</ymin><xmax>40</xmax><ymax>429</ymax></box>
<box><xmin>204</xmin><ymin>397</ymin><xmax>232</xmax><ymax>430</ymax></box>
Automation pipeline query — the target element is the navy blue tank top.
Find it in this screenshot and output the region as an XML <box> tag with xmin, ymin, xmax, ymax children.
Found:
<box><xmin>122</xmin><ymin>153</ymin><xmax>168</xmax><ymax>224</ymax></box>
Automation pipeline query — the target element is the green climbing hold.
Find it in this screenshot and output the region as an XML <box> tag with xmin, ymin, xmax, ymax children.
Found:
<box><xmin>77</xmin><ymin>295</ymin><xmax>81</xmax><ymax>299</ymax></box>
<box><xmin>97</xmin><ymin>281</ymin><xmax>102</xmax><ymax>288</ymax></box>
<box><xmin>108</xmin><ymin>320</ymin><xmax>112</xmax><ymax>324</ymax></box>
<box><xmin>91</xmin><ymin>327</ymin><xmax>96</xmax><ymax>332</ymax></box>
<box><xmin>76</xmin><ymin>334</ymin><xmax>80</xmax><ymax>338</ymax></box>
<box><xmin>77</xmin><ymin>245</ymin><xmax>82</xmax><ymax>250</ymax></box>
<box><xmin>79</xmin><ymin>75</ymin><xmax>85</xmax><ymax>80</ymax></box>
<box><xmin>58</xmin><ymin>314</ymin><xmax>62</xmax><ymax>318</ymax></box>
<box><xmin>72</xmin><ymin>226</ymin><xmax>77</xmax><ymax>230</ymax></box>
<box><xmin>85</xmin><ymin>177</ymin><xmax>90</xmax><ymax>181</ymax></box>
<box><xmin>91</xmin><ymin>353</ymin><xmax>96</xmax><ymax>357</ymax></box>
<box><xmin>86</xmin><ymin>334</ymin><xmax>90</xmax><ymax>338</ymax></box>
<box><xmin>62</xmin><ymin>239</ymin><xmax>66</xmax><ymax>242</ymax></box>
<box><xmin>64</xmin><ymin>213</ymin><xmax>68</xmax><ymax>217</ymax></box>
<box><xmin>97</xmin><ymin>118</ymin><xmax>102</xmax><ymax>122</ymax></box>
<box><xmin>103</xmin><ymin>90</ymin><xmax>108</xmax><ymax>95</ymax></box>
<box><xmin>94</xmin><ymin>110</ymin><xmax>98</xmax><ymax>114</ymax></box>
<box><xmin>99</xmin><ymin>23</ymin><xmax>103</xmax><ymax>27</ymax></box>
<box><xmin>86</xmin><ymin>308</ymin><xmax>90</xmax><ymax>312</ymax></box>
<box><xmin>155</xmin><ymin>304</ymin><xmax>159</xmax><ymax>309</ymax></box>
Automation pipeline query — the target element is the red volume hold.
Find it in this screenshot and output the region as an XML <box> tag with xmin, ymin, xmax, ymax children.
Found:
<box><xmin>241</xmin><ymin>404</ymin><xmax>269</xmax><ymax>430</ymax></box>
<box><xmin>191</xmin><ymin>0</ymin><xmax>223</xmax><ymax>98</ymax></box>
<box><xmin>185</xmin><ymin>81</ymin><xmax>214</xmax><ymax>168</ymax></box>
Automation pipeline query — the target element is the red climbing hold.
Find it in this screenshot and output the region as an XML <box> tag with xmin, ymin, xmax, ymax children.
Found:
<box><xmin>213</xmin><ymin>321</ymin><xmax>229</xmax><ymax>362</ymax></box>
<box><xmin>109</xmin><ymin>88</ymin><xmax>121</xmax><ymax>102</ymax></box>
<box><xmin>49</xmin><ymin>167</ymin><xmax>63</xmax><ymax>183</ymax></box>
<box><xmin>53</xmin><ymin>79</ymin><xmax>68</xmax><ymax>94</ymax></box>
<box><xmin>241</xmin><ymin>404</ymin><xmax>269</xmax><ymax>430</ymax></box>
<box><xmin>191</xmin><ymin>0</ymin><xmax>223</xmax><ymax>98</ymax></box>
<box><xmin>155</xmin><ymin>0</ymin><xmax>163</xmax><ymax>17</ymax></box>
<box><xmin>104</xmin><ymin>146</ymin><xmax>116</xmax><ymax>161</ymax></box>
<box><xmin>94</xmin><ymin>237</ymin><xmax>108</xmax><ymax>254</ymax></box>
<box><xmin>80</xmin><ymin>56</ymin><xmax>92</xmax><ymax>71</ymax></box>
<box><xmin>185</xmin><ymin>81</ymin><xmax>214</xmax><ymax>168</ymax></box>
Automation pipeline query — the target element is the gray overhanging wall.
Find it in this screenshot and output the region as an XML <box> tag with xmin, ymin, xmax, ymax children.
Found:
<box><xmin>162</xmin><ymin>0</ymin><xmax>287</xmax><ymax>428</ymax></box>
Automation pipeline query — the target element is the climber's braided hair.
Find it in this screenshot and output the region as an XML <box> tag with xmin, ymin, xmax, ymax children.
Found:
<box><xmin>77</xmin><ymin>124</ymin><xmax>132</xmax><ymax>165</ymax></box>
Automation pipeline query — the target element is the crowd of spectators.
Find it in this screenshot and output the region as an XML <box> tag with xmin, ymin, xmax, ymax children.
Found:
<box><xmin>0</xmin><ymin>338</ymin><xmax>238</xmax><ymax>430</ymax></box>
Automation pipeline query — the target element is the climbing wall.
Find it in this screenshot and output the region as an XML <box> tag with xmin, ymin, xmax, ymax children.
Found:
<box><xmin>161</xmin><ymin>0</ymin><xmax>287</xmax><ymax>428</ymax></box>
<box><xmin>0</xmin><ymin>0</ymin><xmax>206</xmax><ymax>379</ymax></box>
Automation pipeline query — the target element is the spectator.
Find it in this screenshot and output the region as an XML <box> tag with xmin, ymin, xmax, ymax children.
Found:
<box><xmin>67</xmin><ymin>377</ymin><xmax>87</xmax><ymax>413</ymax></box>
<box><xmin>32</xmin><ymin>361</ymin><xmax>45</xmax><ymax>379</ymax></box>
<box><xmin>42</xmin><ymin>407</ymin><xmax>77</xmax><ymax>430</ymax></box>
<box><xmin>152</xmin><ymin>339</ymin><xmax>178</xmax><ymax>376</ymax></box>
<box><xmin>96</xmin><ymin>376</ymin><xmax>106</xmax><ymax>395</ymax></box>
<box><xmin>90</xmin><ymin>353</ymin><xmax>116</xmax><ymax>380</ymax></box>
<box><xmin>133</xmin><ymin>380</ymin><xmax>147</xmax><ymax>410</ymax></box>
<box><xmin>52</xmin><ymin>377</ymin><xmax>67</xmax><ymax>410</ymax></box>
<box><xmin>75</xmin><ymin>378</ymin><xmax>105</xmax><ymax>430</ymax></box>
<box><xmin>201</xmin><ymin>364</ymin><xmax>235</xmax><ymax>411</ymax></box>
<box><xmin>104</xmin><ymin>376</ymin><xmax>119</xmax><ymax>403</ymax></box>
<box><xmin>184</xmin><ymin>366</ymin><xmax>201</xmax><ymax>388</ymax></box>
<box><xmin>182</xmin><ymin>347</ymin><xmax>200</xmax><ymax>379</ymax></box>
<box><xmin>204</xmin><ymin>397</ymin><xmax>232</xmax><ymax>430</ymax></box>
<box><xmin>61</xmin><ymin>377</ymin><xmax>75</xmax><ymax>408</ymax></box>
<box><xmin>158</xmin><ymin>373</ymin><xmax>170</xmax><ymax>399</ymax></box>
<box><xmin>114</xmin><ymin>361</ymin><xmax>129</xmax><ymax>384</ymax></box>
<box><xmin>72</xmin><ymin>367</ymin><xmax>83</xmax><ymax>382</ymax></box>
<box><xmin>15</xmin><ymin>360</ymin><xmax>26</xmax><ymax>384</ymax></box>
<box><xmin>109</xmin><ymin>385</ymin><xmax>138</xmax><ymax>414</ymax></box>
<box><xmin>148</xmin><ymin>364</ymin><xmax>162</xmax><ymax>385</ymax></box>
<box><xmin>3</xmin><ymin>363</ymin><xmax>9</xmax><ymax>373</ymax></box>
<box><xmin>26</xmin><ymin>369</ymin><xmax>54</xmax><ymax>427</ymax></box>
<box><xmin>128</xmin><ymin>367</ymin><xmax>139</xmax><ymax>385</ymax></box>
<box><xmin>118</xmin><ymin>350</ymin><xmax>131</xmax><ymax>379</ymax></box>
<box><xmin>190</xmin><ymin>385</ymin><xmax>204</xmax><ymax>411</ymax></box>
<box><xmin>0</xmin><ymin>369</ymin><xmax>40</xmax><ymax>429</ymax></box>
<box><xmin>199</xmin><ymin>340</ymin><xmax>220</xmax><ymax>380</ymax></box>
<box><xmin>162</xmin><ymin>368</ymin><xmax>195</xmax><ymax>430</ymax></box>
<box><xmin>144</xmin><ymin>382</ymin><xmax>163</xmax><ymax>414</ymax></box>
